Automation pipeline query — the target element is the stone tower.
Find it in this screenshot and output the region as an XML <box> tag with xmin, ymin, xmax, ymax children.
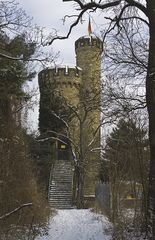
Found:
<box><xmin>38</xmin><ymin>66</ymin><xmax>81</xmax><ymax>134</ymax></box>
<box><xmin>75</xmin><ymin>36</ymin><xmax>103</xmax><ymax>200</ymax></box>
<box><xmin>38</xmin><ymin>34</ymin><xmax>103</xmax><ymax>207</ymax></box>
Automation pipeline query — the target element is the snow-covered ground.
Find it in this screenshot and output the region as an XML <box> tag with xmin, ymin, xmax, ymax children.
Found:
<box><xmin>37</xmin><ymin>209</ymin><xmax>112</xmax><ymax>240</ymax></box>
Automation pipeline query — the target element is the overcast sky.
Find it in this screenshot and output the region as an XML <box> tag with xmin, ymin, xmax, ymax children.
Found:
<box><xmin>19</xmin><ymin>0</ymin><xmax>103</xmax><ymax>65</ymax></box>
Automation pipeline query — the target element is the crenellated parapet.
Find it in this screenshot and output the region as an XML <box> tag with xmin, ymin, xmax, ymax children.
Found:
<box><xmin>38</xmin><ymin>66</ymin><xmax>82</xmax><ymax>90</ymax></box>
<box><xmin>75</xmin><ymin>35</ymin><xmax>103</xmax><ymax>52</ymax></box>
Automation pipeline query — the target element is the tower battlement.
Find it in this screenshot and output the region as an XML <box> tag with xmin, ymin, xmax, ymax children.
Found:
<box><xmin>75</xmin><ymin>36</ymin><xmax>103</xmax><ymax>51</ymax></box>
<box><xmin>38</xmin><ymin>66</ymin><xmax>82</xmax><ymax>89</ymax></box>
<box><xmin>39</xmin><ymin>66</ymin><xmax>82</xmax><ymax>79</ymax></box>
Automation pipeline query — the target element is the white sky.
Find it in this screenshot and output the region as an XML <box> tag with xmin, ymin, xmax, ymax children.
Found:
<box><xmin>19</xmin><ymin>0</ymin><xmax>104</xmax><ymax>65</ymax></box>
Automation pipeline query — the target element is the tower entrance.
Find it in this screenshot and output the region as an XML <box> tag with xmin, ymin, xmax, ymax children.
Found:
<box><xmin>57</xmin><ymin>140</ymin><xmax>70</xmax><ymax>161</ymax></box>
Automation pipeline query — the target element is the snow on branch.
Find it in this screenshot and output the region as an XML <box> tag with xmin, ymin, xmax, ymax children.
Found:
<box><xmin>0</xmin><ymin>52</ymin><xmax>55</xmax><ymax>65</ymax></box>
<box><xmin>37</xmin><ymin>136</ymin><xmax>67</xmax><ymax>145</ymax></box>
<box><xmin>51</xmin><ymin>111</ymin><xmax>69</xmax><ymax>129</ymax></box>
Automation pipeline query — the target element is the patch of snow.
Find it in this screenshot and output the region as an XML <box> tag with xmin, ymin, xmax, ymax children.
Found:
<box><xmin>37</xmin><ymin>209</ymin><xmax>111</xmax><ymax>240</ymax></box>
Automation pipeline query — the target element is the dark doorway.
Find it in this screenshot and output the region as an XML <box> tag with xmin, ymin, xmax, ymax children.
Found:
<box><xmin>57</xmin><ymin>137</ymin><xmax>70</xmax><ymax>160</ymax></box>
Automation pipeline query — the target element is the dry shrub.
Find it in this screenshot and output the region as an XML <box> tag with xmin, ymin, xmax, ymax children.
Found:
<box><xmin>0</xmin><ymin>107</ymin><xmax>50</xmax><ymax>239</ymax></box>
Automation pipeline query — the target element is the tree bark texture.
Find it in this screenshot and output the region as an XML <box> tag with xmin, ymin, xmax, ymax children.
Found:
<box><xmin>146</xmin><ymin>1</ymin><xmax>155</xmax><ymax>238</ymax></box>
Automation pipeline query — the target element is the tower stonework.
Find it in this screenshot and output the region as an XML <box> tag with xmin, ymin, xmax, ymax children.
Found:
<box><xmin>75</xmin><ymin>36</ymin><xmax>103</xmax><ymax>199</ymax></box>
<box><xmin>38</xmin><ymin>35</ymin><xmax>103</xmax><ymax>208</ymax></box>
<box><xmin>75</xmin><ymin>36</ymin><xmax>102</xmax><ymax>88</ymax></box>
<box><xmin>39</xmin><ymin>66</ymin><xmax>81</xmax><ymax>107</ymax></box>
<box><xmin>38</xmin><ymin>66</ymin><xmax>81</xmax><ymax>136</ymax></box>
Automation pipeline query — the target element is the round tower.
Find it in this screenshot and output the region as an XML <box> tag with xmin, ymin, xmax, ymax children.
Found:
<box><xmin>75</xmin><ymin>35</ymin><xmax>103</xmax><ymax>89</ymax></box>
<box><xmin>38</xmin><ymin>66</ymin><xmax>82</xmax><ymax>183</ymax></box>
<box><xmin>38</xmin><ymin>66</ymin><xmax>82</xmax><ymax>134</ymax></box>
<box><xmin>38</xmin><ymin>66</ymin><xmax>82</xmax><ymax>99</ymax></box>
<box><xmin>75</xmin><ymin>35</ymin><xmax>103</xmax><ymax>200</ymax></box>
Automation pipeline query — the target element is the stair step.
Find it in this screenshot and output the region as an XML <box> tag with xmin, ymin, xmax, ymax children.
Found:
<box><xmin>49</xmin><ymin>202</ymin><xmax>72</xmax><ymax>204</ymax></box>
<box><xmin>50</xmin><ymin>185</ymin><xmax>72</xmax><ymax>188</ymax></box>
<box><xmin>50</xmin><ymin>189</ymin><xmax>72</xmax><ymax>192</ymax></box>
<box><xmin>49</xmin><ymin>198</ymin><xmax>72</xmax><ymax>200</ymax></box>
<box><xmin>49</xmin><ymin>195</ymin><xmax>72</xmax><ymax>198</ymax></box>
<box><xmin>49</xmin><ymin>203</ymin><xmax>72</xmax><ymax>205</ymax></box>
<box><xmin>48</xmin><ymin>160</ymin><xmax>73</xmax><ymax>209</ymax></box>
<box><xmin>49</xmin><ymin>202</ymin><xmax>72</xmax><ymax>205</ymax></box>
<box><xmin>49</xmin><ymin>192</ymin><xmax>72</xmax><ymax>195</ymax></box>
<box><xmin>50</xmin><ymin>182</ymin><xmax>72</xmax><ymax>184</ymax></box>
<box><xmin>49</xmin><ymin>197</ymin><xmax>72</xmax><ymax>199</ymax></box>
<box><xmin>49</xmin><ymin>193</ymin><xmax>72</xmax><ymax>194</ymax></box>
<box><xmin>50</xmin><ymin>187</ymin><xmax>72</xmax><ymax>190</ymax></box>
<box><xmin>50</xmin><ymin>204</ymin><xmax>72</xmax><ymax>206</ymax></box>
<box><xmin>49</xmin><ymin>195</ymin><xmax>72</xmax><ymax>197</ymax></box>
<box><xmin>52</xmin><ymin>180</ymin><xmax>72</xmax><ymax>182</ymax></box>
<box><xmin>50</xmin><ymin>188</ymin><xmax>71</xmax><ymax>190</ymax></box>
<box><xmin>50</xmin><ymin>203</ymin><xmax>72</xmax><ymax>205</ymax></box>
<box><xmin>49</xmin><ymin>201</ymin><xmax>72</xmax><ymax>203</ymax></box>
<box><xmin>49</xmin><ymin>196</ymin><xmax>72</xmax><ymax>199</ymax></box>
<box><xmin>52</xmin><ymin>175</ymin><xmax>72</xmax><ymax>177</ymax></box>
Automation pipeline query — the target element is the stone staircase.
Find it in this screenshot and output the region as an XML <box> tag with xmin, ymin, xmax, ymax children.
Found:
<box><xmin>48</xmin><ymin>160</ymin><xmax>74</xmax><ymax>209</ymax></box>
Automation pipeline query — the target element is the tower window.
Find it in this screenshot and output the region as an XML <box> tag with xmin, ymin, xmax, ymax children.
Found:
<box><xmin>60</xmin><ymin>144</ymin><xmax>66</xmax><ymax>149</ymax></box>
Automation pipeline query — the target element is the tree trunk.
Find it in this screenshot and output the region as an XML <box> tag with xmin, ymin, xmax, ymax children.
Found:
<box><xmin>76</xmin><ymin>122</ymin><xmax>85</xmax><ymax>208</ymax></box>
<box><xmin>146</xmin><ymin>1</ymin><xmax>155</xmax><ymax>238</ymax></box>
<box><xmin>76</xmin><ymin>166</ymin><xmax>84</xmax><ymax>208</ymax></box>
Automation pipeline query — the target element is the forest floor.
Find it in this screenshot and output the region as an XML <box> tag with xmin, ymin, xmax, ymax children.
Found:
<box><xmin>37</xmin><ymin>209</ymin><xmax>112</xmax><ymax>240</ymax></box>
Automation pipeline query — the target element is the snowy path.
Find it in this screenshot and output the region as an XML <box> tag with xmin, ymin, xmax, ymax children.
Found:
<box><xmin>37</xmin><ymin>209</ymin><xmax>111</xmax><ymax>240</ymax></box>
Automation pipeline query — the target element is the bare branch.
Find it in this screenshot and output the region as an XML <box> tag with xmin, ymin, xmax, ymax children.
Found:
<box><xmin>0</xmin><ymin>203</ymin><xmax>32</xmax><ymax>220</ymax></box>
<box><xmin>48</xmin><ymin>8</ymin><xmax>87</xmax><ymax>45</ymax></box>
<box><xmin>50</xmin><ymin>111</ymin><xmax>69</xmax><ymax>129</ymax></box>
<box><xmin>37</xmin><ymin>136</ymin><xmax>67</xmax><ymax>145</ymax></box>
<box><xmin>0</xmin><ymin>52</ymin><xmax>55</xmax><ymax>64</ymax></box>
<box><xmin>49</xmin><ymin>0</ymin><xmax>148</xmax><ymax>45</ymax></box>
<box><xmin>48</xmin><ymin>0</ymin><xmax>127</xmax><ymax>45</ymax></box>
<box><xmin>105</xmin><ymin>15</ymin><xmax>149</xmax><ymax>27</ymax></box>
